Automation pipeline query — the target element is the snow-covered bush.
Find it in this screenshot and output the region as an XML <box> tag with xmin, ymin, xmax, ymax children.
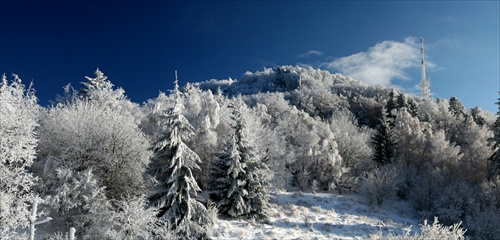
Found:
<box><xmin>43</xmin><ymin>168</ymin><xmax>168</xmax><ymax>239</ymax></box>
<box><xmin>431</xmin><ymin>180</ymin><xmax>479</xmax><ymax>226</ymax></box>
<box><xmin>42</xmin><ymin>168</ymin><xmax>110</xmax><ymax>233</ymax></box>
<box><xmin>360</xmin><ymin>165</ymin><xmax>403</xmax><ymax>206</ymax></box>
<box><xmin>85</xmin><ymin>196</ymin><xmax>171</xmax><ymax>240</ymax></box>
<box><xmin>463</xmin><ymin>177</ymin><xmax>500</xmax><ymax>239</ymax></box>
<box><xmin>465</xmin><ymin>205</ymin><xmax>500</xmax><ymax>240</ymax></box>
<box><xmin>0</xmin><ymin>74</ymin><xmax>40</xmax><ymax>238</ymax></box>
<box><xmin>370</xmin><ymin>217</ymin><xmax>466</xmax><ymax>240</ymax></box>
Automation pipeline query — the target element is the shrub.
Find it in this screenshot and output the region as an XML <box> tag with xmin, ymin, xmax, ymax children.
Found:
<box><xmin>360</xmin><ymin>165</ymin><xmax>403</xmax><ymax>206</ymax></box>
<box><xmin>370</xmin><ymin>217</ymin><xmax>466</xmax><ymax>240</ymax></box>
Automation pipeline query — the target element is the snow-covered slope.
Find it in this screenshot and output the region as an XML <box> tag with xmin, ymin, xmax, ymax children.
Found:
<box><xmin>212</xmin><ymin>191</ymin><xmax>420</xmax><ymax>239</ymax></box>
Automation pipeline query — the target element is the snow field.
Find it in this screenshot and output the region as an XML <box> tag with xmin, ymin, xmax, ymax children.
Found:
<box><xmin>212</xmin><ymin>191</ymin><xmax>420</xmax><ymax>239</ymax></box>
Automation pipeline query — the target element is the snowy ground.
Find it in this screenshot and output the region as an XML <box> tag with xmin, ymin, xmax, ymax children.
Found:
<box><xmin>211</xmin><ymin>191</ymin><xmax>421</xmax><ymax>239</ymax></box>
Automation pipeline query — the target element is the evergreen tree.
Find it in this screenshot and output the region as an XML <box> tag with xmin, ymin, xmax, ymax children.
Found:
<box><xmin>470</xmin><ymin>106</ymin><xmax>486</xmax><ymax>126</ymax></box>
<box><xmin>385</xmin><ymin>89</ymin><xmax>399</xmax><ymax>120</ymax></box>
<box><xmin>210</xmin><ymin>132</ymin><xmax>246</xmax><ymax>217</ymax></box>
<box><xmin>371</xmin><ymin>114</ymin><xmax>396</xmax><ymax>165</ymax></box>
<box><xmin>354</xmin><ymin>105</ymin><xmax>369</xmax><ymax>126</ymax></box>
<box><xmin>396</xmin><ymin>93</ymin><xmax>407</xmax><ymax>110</ymax></box>
<box><xmin>210</xmin><ymin>98</ymin><xmax>270</xmax><ymax>221</ymax></box>
<box><xmin>407</xmin><ymin>97</ymin><xmax>419</xmax><ymax>117</ymax></box>
<box><xmin>395</xmin><ymin>93</ymin><xmax>418</xmax><ymax>117</ymax></box>
<box><xmin>149</xmin><ymin>74</ymin><xmax>211</xmax><ymax>239</ymax></box>
<box><xmin>449</xmin><ymin>96</ymin><xmax>466</xmax><ymax>117</ymax></box>
<box><xmin>79</xmin><ymin>68</ymin><xmax>113</xmax><ymax>98</ymax></box>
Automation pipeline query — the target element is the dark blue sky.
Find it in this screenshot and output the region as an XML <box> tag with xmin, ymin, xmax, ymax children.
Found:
<box><xmin>1</xmin><ymin>1</ymin><xmax>498</xmax><ymax>113</ymax></box>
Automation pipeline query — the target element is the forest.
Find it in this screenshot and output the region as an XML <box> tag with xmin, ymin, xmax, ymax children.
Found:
<box><xmin>1</xmin><ymin>65</ymin><xmax>499</xmax><ymax>239</ymax></box>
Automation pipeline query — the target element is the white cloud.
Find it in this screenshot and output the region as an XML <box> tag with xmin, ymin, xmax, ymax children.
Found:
<box><xmin>297</xmin><ymin>50</ymin><xmax>324</xmax><ymax>59</ymax></box>
<box><xmin>323</xmin><ymin>37</ymin><xmax>421</xmax><ymax>86</ymax></box>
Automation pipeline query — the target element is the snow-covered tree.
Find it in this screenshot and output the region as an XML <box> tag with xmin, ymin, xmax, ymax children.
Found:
<box><xmin>287</xmin><ymin>88</ymin><xmax>349</xmax><ymax>119</ymax></box>
<box><xmin>396</xmin><ymin>93</ymin><xmax>418</xmax><ymax>117</ymax></box>
<box><xmin>330</xmin><ymin>110</ymin><xmax>374</xmax><ymax>175</ymax></box>
<box><xmin>36</xmin><ymin>98</ymin><xmax>151</xmax><ymax>200</ymax></box>
<box><xmin>316</xmin><ymin>130</ymin><xmax>348</xmax><ymax>191</ymax></box>
<box><xmin>418</xmin><ymin>98</ymin><xmax>458</xmax><ymax>139</ymax></box>
<box><xmin>78</xmin><ymin>68</ymin><xmax>114</xmax><ymax>98</ymax></box>
<box><xmin>210</xmin><ymin>132</ymin><xmax>247</xmax><ymax>218</ymax></box>
<box><xmin>240</xmin><ymin>92</ymin><xmax>297</xmax><ymax>190</ymax></box>
<box><xmin>0</xmin><ymin>74</ymin><xmax>40</xmax><ymax>237</ymax></box>
<box><xmin>385</xmin><ymin>88</ymin><xmax>399</xmax><ymax>120</ymax></box>
<box><xmin>470</xmin><ymin>106</ymin><xmax>486</xmax><ymax>126</ymax></box>
<box><xmin>489</xmin><ymin>93</ymin><xmax>500</xmax><ymax>179</ymax></box>
<box><xmin>148</xmin><ymin>75</ymin><xmax>211</xmax><ymax>239</ymax></box>
<box><xmin>456</xmin><ymin>116</ymin><xmax>493</xmax><ymax>184</ymax></box>
<box><xmin>210</xmin><ymin>97</ymin><xmax>270</xmax><ymax>220</ymax></box>
<box><xmin>249</xmin><ymin>104</ymin><xmax>293</xmax><ymax>190</ymax></box>
<box><xmin>36</xmin><ymin>70</ymin><xmax>150</xmax><ymax>206</ymax></box>
<box><xmin>182</xmin><ymin>87</ymin><xmax>221</xmax><ymax>191</ymax></box>
<box><xmin>393</xmin><ymin>108</ymin><xmax>430</xmax><ymax>165</ymax></box>
<box><xmin>449</xmin><ymin>96</ymin><xmax>466</xmax><ymax>118</ymax></box>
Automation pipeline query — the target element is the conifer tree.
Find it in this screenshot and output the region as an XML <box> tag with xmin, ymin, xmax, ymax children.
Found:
<box><xmin>210</xmin><ymin>132</ymin><xmax>247</xmax><ymax>217</ymax></box>
<box><xmin>396</xmin><ymin>93</ymin><xmax>407</xmax><ymax>110</ymax></box>
<box><xmin>449</xmin><ymin>96</ymin><xmax>466</xmax><ymax>117</ymax></box>
<box><xmin>79</xmin><ymin>68</ymin><xmax>113</xmax><ymax>98</ymax></box>
<box><xmin>407</xmin><ymin>97</ymin><xmax>419</xmax><ymax>117</ymax></box>
<box><xmin>149</xmin><ymin>73</ymin><xmax>211</xmax><ymax>238</ymax></box>
<box><xmin>385</xmin><ymin>89</ymin><xmax>399</xmax><ymax>120</ymax></box>
<box><xmin>371</xmin><ymin>114</ymin><xmax>396</xmax><ymax>165</ymax></box>
<box><xmin>470</xmin><ymin>106</ymin><xmax>486</xmax><ymax>126</ymax></box>
<box><xmin>210</xmin><ymin>97</ymin><xmax>270</xmax><ymax>221</ymax></box>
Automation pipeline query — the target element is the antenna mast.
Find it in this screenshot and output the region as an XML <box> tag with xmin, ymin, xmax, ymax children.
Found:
<box><xmin>419</xmin><ymin>37</ymin><xmax>431</xmax><ymax>99</ymax></box>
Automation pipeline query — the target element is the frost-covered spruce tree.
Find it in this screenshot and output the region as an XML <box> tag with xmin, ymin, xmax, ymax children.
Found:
<box><xmin>210</xmin><ymin>97</ymin><xmax>270</xmax><ymax>221</ymax></box>
<box><xmin>148</xmin><ymin>73</ymin><xmax>211</xmax><ymax>239</ymax></box>
<box><xmin>449</xmin><ymin>96</ymin><xmax>466</xmax><ymax>118</ymax></box>
<box><xmin>78</xmin><ymin>67</ymin><xmax>113</xmax><ymax>99</ymax></box>
<box><xmin>210</xmin><ymin>131</ymin><xmax>246</xmax><ymax>217</ymax></box>
<box><xmin>371</xmin><ymin>113</ymin><xmax>396</xmax><ymax>165</ymax></box>
<box><xmin>470</xmin><ymin>106</ymin><xmax>486</xmax><ymax>126</ymax></box>
<box><xmin>0</xmin><ymin>74</ymin><xmax>39</xmax><ymax>238</ymax></box>
<box><xmin>385</xmin><ymin>89</ymin><xmax>399</xmax><ymax>120</ymax></box>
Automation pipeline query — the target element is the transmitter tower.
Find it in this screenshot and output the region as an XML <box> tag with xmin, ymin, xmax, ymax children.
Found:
<box><xmin>419</xmin><ymin>37</ymin><xmax>432</xmax><ymax>99</ymax></box>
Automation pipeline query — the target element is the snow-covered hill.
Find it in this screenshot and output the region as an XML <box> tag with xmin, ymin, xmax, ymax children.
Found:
<box><xmin>212</xmin><ymin>191</ymin><xmax>420</xmax><ymax>239</ymax></box>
